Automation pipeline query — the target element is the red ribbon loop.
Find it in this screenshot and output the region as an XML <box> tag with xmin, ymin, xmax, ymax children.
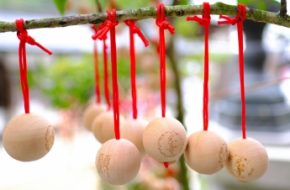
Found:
<box><xmin>125</xmin><ymin>20</ymin><xmax>149</xmax><ymax>47</ymax></box>
<box><xmin>187</xmin><ymin>2</ymin><xmax>211</xmax><ymax>26</ymax></box>
<box><xmin>91</xmin><ymin>25</ymin><xmax>101</xmax><ymax>104</ymax></box>
<box><xmin>16</xmin><ymin>19</ymin><xmax>52</xmax><ymax>114</ymax></box>
<box><xmin>92</xmin><ymin>10</ymin><xmax>118</xmax><ymax>40</ymax></box>
<box><xmin>156</xmin><ymin>3</ymin><xmax>175</xmax><ymax>34</ymax></box>
<box><xmin>16</xmin><ymin>19</ymin><xmax>52</xmax><ymax>55</ymax></box>
<box><xmin>187</xmin><ymin>2</ymin><xmax>211</xmax><ymax>131</ymax></box>
<box><xmin>218</xmin><ymin>4</ymin><xmax>247</xmax><ymax>139</ymax></box>
<box><xmin>218</xmin><ymin>4</ymin><xmax>246</xmax><ymax>25</ymax></box>
<box><xmin>156</xmin><ymin>3</ymin><xmax>175</xmax><ymax>118</ymax></box>
<box><xmin>125</xmin><ymin>20</ymin><xmax>149</xmax><ymax>119</ymax></box>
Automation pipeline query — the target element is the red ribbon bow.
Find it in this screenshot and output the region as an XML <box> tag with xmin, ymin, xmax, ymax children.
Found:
<box><xmin>125</xmin><ymin>20</ymin><xmax>149</xmax><ymax>119</ymax></box>
<box><xmin>187</xmin><ymin>2</ymin><xmax>211</xmax><ymax>26</ymax></box>
<box><xmin>16</xmin><ymin>19</ymin><xmax>52</xmax><ymax>113</ymax></box>
<box><xmin>92</xmin><ymin>10</ymin><xmax>118</xmax><ymax>40</ymax></box>
<box><xmin>156</xmin><ymin>3</ymin><xmax>175</xmax><ymax>34</ymax></box>
<box><xmin>187</xmin><ymin>2</ymin><xmax>211</xmax><ymax>131</ymax></box>
<box><xmin>218</xmin><ymin>4</ymin><xmax>246</xmax><ymax>25</ymax></box>
<box><xmin>218</xmin><ymin>5</ymin><xmax>248</xmax><ymax>139</ymax></box>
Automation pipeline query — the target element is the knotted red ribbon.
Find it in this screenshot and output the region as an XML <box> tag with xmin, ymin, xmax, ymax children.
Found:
<box><xmin>125</xmin><ymin>20</ymin><xmax>149</xmax><ymax>119</ymax></box>
<box><xmin>91</xmin><ymin>25</ymin><xmax>101</xmax><ymax>104</ymax></box>
<box><xmin>16</xmin><ymin>19</ymin><xmax>52</xmax><ymax>114</ymax></box>
<box><xmin>93</xmin><ymin>10</ymin><xmax>120</xmax><ymax>140</ymax></box>
<box><xmin>218</xmin><ymin>5</ymin><xmax>247</xmax><ymax>139</ymax></box>
<box><xmin>156</xmin><ymin>3</ymin><xmax>175</xmax><ymax>118</ymax></box>
<box><xmin>92</xmin><ymin>25</ymin><xmax>111</xmax><ymax>110</ymax></box>
<box><xmin>187</xmin><ymin>2</ymin><xmax>211</xmax><ymax>131</ymax></box>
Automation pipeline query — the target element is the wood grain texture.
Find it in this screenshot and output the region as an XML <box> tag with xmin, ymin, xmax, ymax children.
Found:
<box><xmin>143</xmin><ymin>117</ymin><xmax>187</xmax><ymax>163</ymax></box>
<box><xmin>226</xmin><ymin>138</ymin><xmax>268</xmax><ymax>182</ymax></box>
<box><xmin>3</xmin><ymin>114</ymin><xmax>55</xmax><ymax>161</ymax></box>
<box><xmin>96</xmin><ymin>139</ymin><xmax>141</xmax><ymax>185</ymax></box>
<box><xmin>184</xmin><ymin>130</ymin><xmax>228</xmax><ymax>174</ymax></box>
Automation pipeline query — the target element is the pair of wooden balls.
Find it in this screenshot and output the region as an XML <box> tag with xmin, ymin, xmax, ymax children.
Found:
<box><xmin>184</xmin><ymin>130</ymin><xmax>268</xmax><ymax>182</ymax></box>
<box><xmin>185</xmin><ymin>130</ymin><xmax>228</xmax><ymax>174</ymax></box>
<box><xmin>3</xmin><ymin>113</ymin><xmax>55</xmax><ymax>161</ymax></box>
<box><xmin>82</xmin><ymin>104</ymin><xmax>106</xmax><ymax>131</ymax></box>
<box><xmin>96</xmin><ymin>139</ymin><xmax>142</xmax><ymax>185</ymax></box>
<box><xmin>143</xmin><ymin>117</ymin><xmax>187</xmax><ymax>163</ymax></box>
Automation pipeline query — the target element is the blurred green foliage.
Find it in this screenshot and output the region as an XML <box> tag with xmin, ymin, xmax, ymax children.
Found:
<box><xmin>29</xmin><ymin>53</ymin><xmax>132</xmax><ymax>109</ymax></box>
<box><xmin>53</xmin><ymin>0</ymin><xmax>67</xmax><ymax>15</ymax></box>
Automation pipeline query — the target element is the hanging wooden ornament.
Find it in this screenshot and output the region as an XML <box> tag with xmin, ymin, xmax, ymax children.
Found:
<box><xmin>96</xmin><ymin>138</ymin><xmax>141</xmax><ymax>185</ymax></box>
<box><xmin>91</xmin><ymin>32</ymin><xmax>114</xmax><ymax>142</ymax></box>
<box><xmin>83</xmin><ymin>27</ymin><xmax>106</xmax><ymax>131</ymax></box>
<box><xmin>184</xmin><ymin>2</ymin><xmax>228</xmax><ymax>175</ymax></box>
<box><xmin>218</xmin><ymin>5</ymin><xmax>268</xmax><ymax>182</ymax></box>
<box><xmin>93</xmin><ymin>10</ymin><xmax>141</xmax><ymax>185</ymax></box>
<box><xmin>142</xmin><ymin>3</ymin><xmax>187</xmax><ymax>163</ymax></box>
<box><xmin>3</xmin><ymin>19</ymin><xmax>54</xmax><ymax>161</ymax></box>
<box><xmin>119</xmin><ymin>20</ymin><xmax>149</xmax><ymax>154</ymax></box>
<box><xmin>92</xmin><ymin>110</ymin><xmax>124</xmax><ymax>143</ymax></box>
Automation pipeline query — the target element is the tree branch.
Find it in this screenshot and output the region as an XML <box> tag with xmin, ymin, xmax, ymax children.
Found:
<box><xmin>0</xmin><ymin>2</ymin><xmax>290</xmax><ymax>33</ymax></box>
<box><xmin>280</xmin><ymin>0</ymin><xmax>288</xmax><ymax>17</ymax></box>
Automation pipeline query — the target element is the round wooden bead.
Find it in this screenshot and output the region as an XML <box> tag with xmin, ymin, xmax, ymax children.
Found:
<box><xmin>226</xmin><ymin>138</ymin><xmax>268</xmax><ymax>182</ymax></box>
<box><xmin>121</xmin><ymin>118</ymin><xmax>147</xmax><ymax>153</ymax></box>
<box><xmin>96</xmin><ymin>139</ymin><xmax>141</xmax><ymax>185</ymax></box>
<box><xmin>184</xmin><ymin>130</ymin><xmax>228</xmax><ymax>174</ymax></box>
<box><xmin>142</xmin><ymin>117</ymin><xmax>187</xmax><ymax>163</ymax></box>
<box><xmin>82</xmin><ymin>104</ymin><xmax>106</xmax><ymax>130</ymax></box>
<box><xmin>3</xmin><ymin>113</ymin><xmax>55</xmax><ymax>162</ymax></box>
<box><xmin>91</xmin><ymin>111</ymin><xmax>124</xmax><ymax>143</ymax></box>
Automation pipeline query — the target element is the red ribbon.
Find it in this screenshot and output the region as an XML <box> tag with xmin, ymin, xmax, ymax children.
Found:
<box><xmin>156</xmin><ymin>3</ymin><xmax>174</xmax><ymax>118</ymax></box>
<box><xmin>16</xmin><ymin>19</ymin><xmax>52</xmax><ymax>114</ymax></box>
<box><xmin>91</xmin><ymin>25</ymin><xmax>101</xmax><ymax>104</ymax></box>
<box><xmin>92</xmin><ymin>26</ymin><xmax>111</xmax><ymax>110</ymax></box>
<box><xmin>93</xmin><ymin>10</ymin><xmax>120</xmax><ymax>139</ymax></box>
<box><xmin>218</xmin><ymin>5</ymin><xmax>247</xmax><ymax>139</ymax></box>
<box><xmin>187</xmin><ymin>2</ymin><xmax>211</xmax><ymax>131</ymax></box>
<box><xmin>125</xmin><ymin>20</ymin><xmax>149</xmax><ymax>119</ymax></box>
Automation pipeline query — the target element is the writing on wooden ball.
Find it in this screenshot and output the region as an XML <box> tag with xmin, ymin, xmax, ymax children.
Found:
<box><xmin>226</xmin><ymin>138</ymin><xmax>268</xmax><ymax>182</ymax></box>
<box><xmin>185</xmin><ymin>130</ymin><xmax>228</xmax><ymax>174</ymax></box>
<box><xmin>121</xmin><ymin>118</ymin><xmax>147</xmax><ymax>153</ymax></box>
<box><xmin>142</xmin><ymin>117</ymin><xmax>187</xmax><ymax>163</ymax></box>
<box><xmin>82</xmin><ymin>104</ymin><xmax>106</xmax><ymax>130</ymax></box>
<box><xmin>91</xmin><ymin>111</ymin><xmax>124</xmax><ymax>143</ymax></box>
<box><xmin>3</xmin><ymin>113</ymin><xmax>55</xmax><ymax>162</ymax></box>
<box><xmin>96</xmin><ymin>139</ymin><xmax>141</xmax><ymax>185</ymax></box>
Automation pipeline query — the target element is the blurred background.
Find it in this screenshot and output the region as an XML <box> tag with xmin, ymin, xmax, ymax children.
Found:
<box><xmin>0</xmin><ymin>0</ymin><xmax>290</xmax><ymax>189</ymax></box>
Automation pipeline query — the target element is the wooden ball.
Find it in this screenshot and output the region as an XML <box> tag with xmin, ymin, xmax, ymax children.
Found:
<box><xmin>91</xmin><ymin>111</ymin><xmax>124</xmax><ymax>143</ymax></box>
<box><xmin>3</xmin><ymin>113</ymin><xmax>55</xmax><ymax>161</ymax></box>
<box><xmin>226</xmin><ymin>138</ymin><xmax>268</xmax><ymax>182</ymax></box>
<box><xmin>121</xmin><ymin>118</ymin><xmax>147</xmax><ymax>153</ymax></box>
<box><xmin>184</xmin><ymin>130</ymin><xmax>228</xmax><ymax>174</ymax></box>
<box><xmin>82</xmin><ymin>104</ymin><xmax>106</xmax><ymax>130</ymax></box>
<box><xmin>96</xmin><ymin>139</ymin><xmax>141</xmax><ymax>185</ymax></box>
<box><xmin>142</xmin><ymin>117</ymin><xmax>187</xmax><ymax>163</ymax></box>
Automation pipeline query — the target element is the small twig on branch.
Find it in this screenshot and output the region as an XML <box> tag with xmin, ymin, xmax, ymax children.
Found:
<box><xmin>0</xmin><ymin>2</ymin><xmax>290</xmax><ymax>33</ymax></box>
<box><xmin>280</xmin><ymin>0</ymin><xmax>288</xmax><ymax>17</ymax></box>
